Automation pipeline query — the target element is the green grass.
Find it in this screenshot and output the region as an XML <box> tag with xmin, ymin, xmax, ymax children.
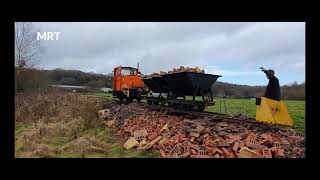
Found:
<box><xmin>84</xmin><ymin>92</ymin><xmax>114</xmax><ymax>100</ymax></box>
<box><xmin>58</xmin><ymin>127</ymin><xmax>158</xmax><ymax>158</ymax></box>
<box><xmin>15</xmin><ymin>122</ymin><xmax>159</xmax><ymax>158</ymax></box>
<box><xmin>206</xmin><ymin>98</ymin><xmax>305</xmax><ymax>132</ymax></box>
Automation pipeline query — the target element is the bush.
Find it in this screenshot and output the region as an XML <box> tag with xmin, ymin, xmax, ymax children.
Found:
<box><xmin>15</xmin><ymin>67</ymin><xmax>49</xmax><ymax>93</ymax></box>
<box><xmin>15</xmin><ymin>88</ymin><xmax>108</xmax><ymax>129</ymax></box>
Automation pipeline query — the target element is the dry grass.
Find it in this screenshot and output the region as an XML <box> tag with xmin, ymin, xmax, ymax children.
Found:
<box><xmin>15</xmin><ymin>88</ymin><xmax>107</xmax><ymax>128</ymax></box>
<box><xmin>15</xmin><ymin>88</ymin><xmax>108</xmax><ymax>157</ymax></box>
<box><xmin>15</xmin><ymin>89</ymin><xmax>159</xmax><ymax>158</ymax></box>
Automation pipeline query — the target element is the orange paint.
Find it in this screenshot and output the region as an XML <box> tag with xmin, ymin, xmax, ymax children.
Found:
<box><xmin>113</xmin><ymin>66</ymin><xmax>144</xmax><ymax>92</ymax></box>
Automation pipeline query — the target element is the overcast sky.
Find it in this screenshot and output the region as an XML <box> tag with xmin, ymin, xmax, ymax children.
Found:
<box><xmin>33</xmin><ymin>22</ymin><xmax>305</xmax><ymax>86</ymax></box>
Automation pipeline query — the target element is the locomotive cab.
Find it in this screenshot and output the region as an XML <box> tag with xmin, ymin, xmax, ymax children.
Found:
<box><xmin>112</xmin><ymin>66</ymin><xmax>145</xmax><ymax>102</ymax></box>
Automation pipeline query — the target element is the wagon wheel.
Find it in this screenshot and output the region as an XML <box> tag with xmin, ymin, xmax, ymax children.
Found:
<box><xmin>197</xmin><ymin>105</ymin><xmax>205</xmax><ymax>111</ymax></box>
<box><xmin>126</xmin><ymin>97</ymin><xmax>133</xmax><ymax>103</ymax></box>
<box><xmin>188</xmin><ymin>105</ymin><xmax>195</xmax><ymax>111</ymax></box>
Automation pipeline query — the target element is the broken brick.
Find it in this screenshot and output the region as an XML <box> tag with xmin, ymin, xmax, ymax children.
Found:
<box><xmin>206</xmin><ymin>147</ymin><xmax>215</xmax><ymax>154</ymax></box>
<box><xmin>213</xmin><ymin>154</ymin><xmax>220</xmax><ymax>158</ymax></box>
<box><xmin>221</xmin><ymin>147</ymin><xmax>230</xmax><ymax>157</ymax></box>
<box><xmin>138</xmin><ymin>139</ymin><xmax>147</xmax><ymax>147</ymax></box>
<box><xmin>274</xmin><ymin>148</ymin><xmax>285</xmax><ymax>157</ymax></box>
<box><xmin>239</xmin><ymin>140</ymin><xmax>246</xmax><ymax>148</ymax></box>
<box><xmin>191</xmin><ymin>149</ymin><xmax>197</xmax><ymax>155</ymax></box>
<box><xmin>253</xmin><ymin>149</ymin><xmax>263</xmax><ymax>155</ymax></box>
<box><xmin>273</xmin><ymin>141</ymin><xmax>282</xmax><ymax>148</ymax></box>
<box><xmin>232</xmin><ymin>141</ymin><xmax>240</xmax><ymax>152</ymax></box>
<box><xmin>192</xmin><ymin>155</ymin><xmax>211</xmax><ymax>158</ymax></box>
<box><xmin>160</xmin><ymin>149</ymin><xmax>166</xmax><ymax>158</ymax></box>
<box><xmin>140</xmin><ymin>136</ymin><xmax>162</xmax><ymax>150</ymax></box>
<box><xmin>262</xmin><ymin>148</ymin><xmax>272</xmax><ymax>158</ymax></box>
<box><xmin>218</xmin><ymin>141</ymin><xmax>230</xmax><ymax>147</ymax></box>
<box><xmin>189</xmin><ymin>144</ymin><xmax>200</xmax><ymax>151</ymax></box>
<box><xmin>181</xmin><ymin>152</ymin><xmax>191</xmax><ymax>158</ymax></box>
<box><xmin>246</xmin><ymin>137</ymin><xmax>267</xmax><ymax>149</ymax></box>
<box><xmin>123</xmin><ymin>137</ymin><xmax>139</xmax><ymax>150</ymax></box>
<box><xmin>215</xmin><ymin>148</ymin><xmax>224</xmax><ymax>155</ymax></box>
<box><xmin>190</xmin><ymin>132</ymin><xmax>200</xmax><ymax>138</ymax></box>
<box><xmin>198</xmin><ymin>150</ymin><xmax>208</xmax><ymax>156</ymax></box>
<box><xmin>133</xmin><ymin>129</ymin><xmax>147</xmax><ymax>141</ymax></box>
<box><xmin>228</xmin><ymin>151</ymin><xmax>236</xmax><ymax>158</ymax></box>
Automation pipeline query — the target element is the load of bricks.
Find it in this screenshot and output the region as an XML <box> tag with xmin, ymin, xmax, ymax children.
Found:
<box><xmin>142</xmin><ymin>66</ymin><xmax>205</xmax><ymax>78</ymax></box>
<box><xmin>168</xmin><ymin>66</ymin><xmax>205</xmax><ymax>74</ymax></box>
<box><xmin>98</xmin><ymin>104</ymin><xmax>305</xmax><ymax>158</ymax></box>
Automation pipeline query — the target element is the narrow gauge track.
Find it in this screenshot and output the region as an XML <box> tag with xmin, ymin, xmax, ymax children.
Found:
<box><xmin>140</xmin><ymin>103</ymin><xmax>292</xmax><ymax>132</ymax></box>
<box><xmin>110</xmin><ymin>100</ymin><xmax>293</xmax><ymax>132</ymax></box>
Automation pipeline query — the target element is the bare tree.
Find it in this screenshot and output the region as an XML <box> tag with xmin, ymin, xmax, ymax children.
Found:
<box><xmin>15</xmin><ymin>22</ymin><xmax>40</xmax><ymax>68</ymax></box>
<box><xmin>15</xmin><ymin>22</ymin><xmax>47</xmax><ymax>92</ymax></box>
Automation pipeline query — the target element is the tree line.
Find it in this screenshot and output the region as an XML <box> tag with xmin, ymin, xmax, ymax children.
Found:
<box><xmin>211</xmin><ymin>81</ymin><xmax>305</xmax><ymax>100</ymax></box>
<box><xmin>15</xmin><ymin>67</ymin><xmax>305</xmax><ymax>100</ymax></box>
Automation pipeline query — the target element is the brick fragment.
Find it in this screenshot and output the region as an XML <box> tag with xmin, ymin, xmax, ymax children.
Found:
<box><xmin>198</xmin><ymin>150</ymin><xmax>208</xmax><ymax>156</ymax></box>
<box><xmin>222</xmin><ymin>147</ymin><xmax>230</xmax><ymax>157</ymax></box>
<box><xmin>239</xmin><ymin>140</ymin><xmax>246</xmax><ymax>148</ymax></box>
<box><xmin>206</xmin><ymin>147</ymin><xmax>215</xmax><ymax>154</ymax></box>
<box><xmin>218</xmin><ymin>141</ymin><xmax>230</xmax><ymax>147</ymax></box>
<box><xmin>140</xmin><ymin>136</ymin><xmax>162</xmax><ymax>150</ymax></box>
<box><xmin>273</xmin><ymin>141</ymin><xmax>281</xmax><ymax>148</ymax></box>
<box><xmin>192</xmin><ymin>155</ymin><xmax>211</xmax><ymax>158</ymax></box>
<box><xmin>232</xmin><ymin>141</ymin><xmax>240</xmax><ymax>152</ymax></box>
<box><xmin>190</xmin><ymin>132</ymin><xmax>200</xmax><ymax>138</ymax></box>
<box><xmin>215</xmin><ymin>148</ymin><xmax>224</xmax><ymax>155</ymax></box>
<box><xmin>133</xmin><ymin>129</ymin><xmax>147</xmax><ymax>141</ymax></box>
<box><xmin>189</xmin><ymin>143</ymin><xmax>200</xmax><ymax>151</ymax></box>
<box><xmin>246</xmin><ymin>137</ymin><xmax>267</xmax><ymax>149</ymax></box>
<box><xmin>160</xmin><ymin>149</ymin><xmax>166</xmax><ymax>158</ymax></box>
<box><xmin>123</xmin><ymin>137</ymin><xmax>139</xmax><ymax>150</ymax></box>
<box><xmin>191</xmin><ymin>149</ymin><xmax>197</xmax><ymax>155</ymax></box>
<box><xmin>213</xmin><ymin>154</ymin><xmax>220</xmax><ymax>158</ymax></box>
<box><xmin>228</xmin><ymin>151</ymin><xmax>236</xmax><ymax>158</ymax></box>
<box><xmin>237</xmin><ymin>147</ymin><xmax>263</xmax><ymax>158</ymax></box>
<box><xmin>274</xmin><ymin>148</ymin><xmax>284</xmax><ymax>157</ymax></box>
<box><xmin>262</xmin><ymin>148</ymin><xmax>272</xmax><ymax>158</ymax></box>
<box><xmin>181</xmin><ymin>151</ymin><xmax>191</xmax><ymax>158</ymax></box>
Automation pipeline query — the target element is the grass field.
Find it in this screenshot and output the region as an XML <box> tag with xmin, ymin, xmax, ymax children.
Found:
<box><xmin>206</xmin><ymin>99</ymin><xmax>305</xmax><ymax>132</ymax></box>
<box><xmin>89</xmin><ymin>93</ymin><xmax>305</xmax><ymax>132</ymax></box>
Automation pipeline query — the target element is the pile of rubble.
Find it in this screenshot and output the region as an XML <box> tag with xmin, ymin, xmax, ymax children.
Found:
<box><xmin>98</xmin><ymin>102</ymin><xmax>149</xmax><ymax>128</ymax></box>
<box><xmin>98</xmin><ymin>104</ymin><xmax>305</xmax><ymax>158</ymax></box>
<box><xmin>142</xmin><ymin>66</ymin><xmax>205</xmax><ymax>78</ymax></box>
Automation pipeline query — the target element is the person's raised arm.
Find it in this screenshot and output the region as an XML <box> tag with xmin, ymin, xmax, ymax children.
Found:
<box><xmin>260</xmin><ymin>67</ymin><xmax>272</xmax><ymax>77</ymax></box>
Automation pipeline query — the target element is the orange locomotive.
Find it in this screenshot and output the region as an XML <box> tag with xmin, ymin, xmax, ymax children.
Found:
<box><xmin>112</xmin><ymin>65</ymin><xmax>145</xmax><ymax>102</ymax></box>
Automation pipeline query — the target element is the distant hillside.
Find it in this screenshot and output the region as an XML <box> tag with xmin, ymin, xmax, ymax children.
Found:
<box><xmin>42</xmin><ymin>68</ymin><xmax>114</xmax><ymax>88</ymax></box>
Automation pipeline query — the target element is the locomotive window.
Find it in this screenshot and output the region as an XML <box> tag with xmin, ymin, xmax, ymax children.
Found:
<box><xmin>122</xmin><ymin>68</ymin><xmax>136</xmax><ymax>75</ymax></box>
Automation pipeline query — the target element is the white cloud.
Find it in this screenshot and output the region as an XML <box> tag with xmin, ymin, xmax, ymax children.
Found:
<box><xmin>32</xmin><ymin>22</ymin><xmax>305</xmax><ymax>85</ymax></box>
